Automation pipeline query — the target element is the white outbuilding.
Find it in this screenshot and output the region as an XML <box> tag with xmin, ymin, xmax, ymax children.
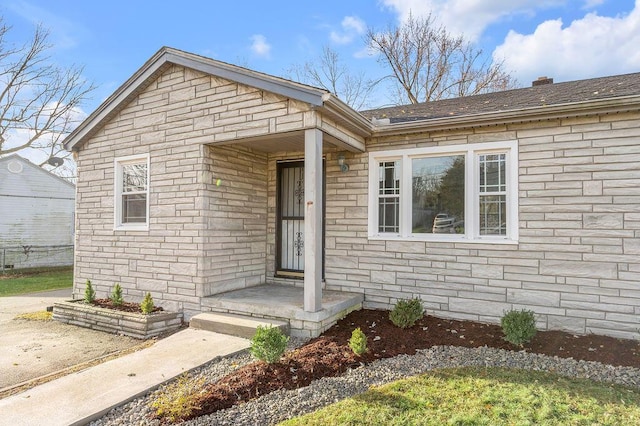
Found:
<box><xmin>0</xmin><ymin>154</ymin><xmax>75</xmax><ymax>270</ymax></box>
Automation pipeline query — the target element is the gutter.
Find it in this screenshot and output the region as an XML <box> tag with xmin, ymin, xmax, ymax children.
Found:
<box><xmin>320</xmin><ymin>93</ymin><xmax>373</xmax><ymax>137</ymax></box>
<box><xmin>370</xmin><ymin>95</ymin><xmax>640</xmax><ymax>137</ymax></box>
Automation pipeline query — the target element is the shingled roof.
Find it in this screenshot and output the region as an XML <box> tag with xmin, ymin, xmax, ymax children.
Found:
<box><xmin>361</xmin><ymin>72</ymin><xmax>640</xmax><ymax>124</ymax></box>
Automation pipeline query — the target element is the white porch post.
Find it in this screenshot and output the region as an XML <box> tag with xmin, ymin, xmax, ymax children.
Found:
<box><xmin>304</xmin><ymin>128</ymin><xmax>323</xmax><ymax>312</ymax></box>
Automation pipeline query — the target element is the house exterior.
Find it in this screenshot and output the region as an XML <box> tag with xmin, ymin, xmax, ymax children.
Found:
<box><xmin>64</xmin><ymin>47</ymin><xmax>640</xmax><ymax>339</ymax></box>
<box><xmin>0</xmin><ymin>154</ymin><xmax>75</xmax><ymax>270</ymax></box>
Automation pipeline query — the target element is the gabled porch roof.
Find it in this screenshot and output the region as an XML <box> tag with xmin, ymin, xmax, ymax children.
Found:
<box><xmin>63</xmin><ymin>47</ymin><xmax>371</xmax><ymax>153</ymax></box>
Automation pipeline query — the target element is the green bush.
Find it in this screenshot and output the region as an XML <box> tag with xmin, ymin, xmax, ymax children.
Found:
<box><xmin>83</xmin><ymin>279</ymin><xmax>96</xmax><ymax>303</ymax></box>
<box><xmin>110</xmin><ymin>283</ymin><xmax>124</xmax><ymax>306</ymax></box>
<box><xmin>141</xmin><ymin>292</ymin><xmax>155</xmax><ymax>314</ymax></box>
<box><xmin>501</xmin><ymin>309</ymin><xmax>537</xmax><ymax>346</ymax></box>
<box><xmin>250</xmin><ymin>325</ymin><xmax>289</xmax><ymax>364</ymax></box>
<box><xmin>349</xmin><ymin>327</ymin><xmax>368</xmax><ymax>356</ymax></box>
<box><xmin>389</xmin><ymin>298</ymin><xmax>424</xmax><ymax>329</ymax></box>
<box><xmin>150</xmin><ymin>373</ymin><xmax>205</xmax><ymax>423</ymax></box>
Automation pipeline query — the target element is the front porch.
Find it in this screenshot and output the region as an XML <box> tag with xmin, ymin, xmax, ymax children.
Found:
<box><xmin>200</xmin><ymin>99</ymin><xmax>370</xmax><ymax>339</ymax></box>
<box><xmin>200</xmin><ymin>284</ymin><xmax>364</xmax><ymax>338</ymax></box>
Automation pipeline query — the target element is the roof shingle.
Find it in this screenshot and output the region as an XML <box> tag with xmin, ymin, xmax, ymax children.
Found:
<box><xmin>361</xmin><ymin>72</ymin><xmax>640</xmax><ymax>123</ymax></box>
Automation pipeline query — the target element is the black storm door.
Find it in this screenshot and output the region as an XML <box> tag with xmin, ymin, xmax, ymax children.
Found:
<box><xmin>276</xmin><ymin>161</ymin><xmax>325</xmax><ymax>278</ymax></box>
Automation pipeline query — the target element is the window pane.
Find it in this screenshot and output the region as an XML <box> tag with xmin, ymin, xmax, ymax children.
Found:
<box><xmin>412</xmin><ymin>155</ymin><xmax>465</xmax><ymax>234</ymax></box>
<box><xmin>122</xmin><ymin>194</ymin><xmax>147</xmax><ymax>223</ymax></box>
<box><xmin>122</xmin><ymin>163</ymin><xmax>148</xmax><ymax>193</ymax></box>
<box><xmin>379</xmin><ymin>161</ymin><xmax>399</xmax><ymax>195</ymax></box>
<box><xmin>378</xmin><ymin>160</ymin><xmax>399</xmax><ymax>233</ymax></box>
<box><xmin>479</xmin><ymin>154</ymin><xmax>506</xmax><ymax>193</ymax></box>
<box><xmin>479</xmin><ymin>195</ymin><xmax>506</xmax><ymax>235</ymax></box>
<box><xmin>378</xmin><ymin>197</ymin><xmax>399</xmax><ymax>233</ymax></box>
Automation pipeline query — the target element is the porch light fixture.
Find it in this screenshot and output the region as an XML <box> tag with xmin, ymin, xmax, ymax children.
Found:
<box><xmin>337</xmin><ymin>154</ymin><xmax>349</xmax><ymax>173</ymax></box>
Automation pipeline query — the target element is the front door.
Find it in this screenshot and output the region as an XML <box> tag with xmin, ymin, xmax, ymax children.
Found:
<box><xmin>276</xmin><ymin>161</ymin><xmax>324</xmax><ymax>278</ymax></box>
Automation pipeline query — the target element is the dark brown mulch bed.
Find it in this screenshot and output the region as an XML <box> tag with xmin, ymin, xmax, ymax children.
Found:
<box><xmin>91</xmin><ymin>298</ymin><xmax>163</xmax><ymax>314</ymax></box>
<box><xmin>179</xmin><ymin>309</ymin><xmax>640</xmax><ymax>422</ymax></box>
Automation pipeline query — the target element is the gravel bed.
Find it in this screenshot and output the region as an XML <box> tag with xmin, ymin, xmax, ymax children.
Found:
<box><xmin>91</xmin><ymin>344</ymin><xmax>640</xmax><ymax>426</ymax></box>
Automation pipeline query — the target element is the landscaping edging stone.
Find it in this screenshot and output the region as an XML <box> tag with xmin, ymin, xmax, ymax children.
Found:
<box><xmin>53</xmin><ymin>300</ymin><xmax>183</xmax><ymax>339</ymax></box>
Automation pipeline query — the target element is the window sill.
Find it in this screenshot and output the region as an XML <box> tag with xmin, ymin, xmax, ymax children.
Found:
<box><xmin>114</xmin><ymin>224</ymin><xmax>149</xmax><ymax>232</ymax></box>
<box><xmin>367</xmin><ymin>234</ymin><xmax>519</xmax><ymax>245</ymax></box>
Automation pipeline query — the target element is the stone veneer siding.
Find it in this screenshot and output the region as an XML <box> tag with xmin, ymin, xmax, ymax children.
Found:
<box><xmin>73</xmin><ymin>64</ymin><xmax>312</xmax><ymax>315</ymax></box>
<box><xmin>323</xmin><ymin>113</ymin><xmax>640</xmax><ymax>340</ymax></box>
<box><xmin>203</xmin><ymin>144</ymin><xmax>268</xmax><ymax>295</ymax></box>
<box><xmin>74</xmin><ymin>60</ymin><xmax>640</xmax><ymax>340</ymax></box>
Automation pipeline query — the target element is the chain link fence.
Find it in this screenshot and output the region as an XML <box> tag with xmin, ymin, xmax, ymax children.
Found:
<box><xmin>0</xmin><ymin>245</ymin><xmax>74</xmax><ymax>272</ymax></box>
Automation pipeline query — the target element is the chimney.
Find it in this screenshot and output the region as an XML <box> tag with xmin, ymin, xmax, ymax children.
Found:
<box><xmin>532</xmin><ymin>76</ymin><xmax>553</xmax><ymax>87</ymax></box>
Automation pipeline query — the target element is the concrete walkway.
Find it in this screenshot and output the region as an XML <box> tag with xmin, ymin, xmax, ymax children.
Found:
<box><xmin>0</xmin><ymin>288</ymin><xmax>71</xmax><ymax>320</ymax></box>
<box><xmin>0</xmin><ymin>328</ymin><xmax>250</xmax><ymax>426</ymax></box>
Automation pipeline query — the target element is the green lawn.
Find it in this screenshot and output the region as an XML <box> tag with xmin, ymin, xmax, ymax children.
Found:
<box><xmin>0</xmin><ymin>267</ymin><xmax>73</xmax><ymax>297</ymax></box>
<box><xmin>280</xmin><ymin>367</ymin><xmax>640</xmax><ymax>425</ymax></box>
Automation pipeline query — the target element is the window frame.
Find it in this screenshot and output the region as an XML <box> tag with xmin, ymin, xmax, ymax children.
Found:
<box><xmin>114</xmin><ymin>154</ymin><xmax>150</xmax><ymax>231</ymax></box>
<box><xmin>368</xmin><ymin>140</ymin><xmax>518</xmax><ymax>244</ymax></box>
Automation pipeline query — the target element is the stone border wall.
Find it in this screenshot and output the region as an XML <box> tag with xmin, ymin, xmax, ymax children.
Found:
<box><xmin>53</xmin><ymin>300</ymin><xmax>183</xmax><ymax>339</ymax></box>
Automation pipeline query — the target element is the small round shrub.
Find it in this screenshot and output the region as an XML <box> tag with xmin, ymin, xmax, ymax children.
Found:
<box><xmin>141</xmin><ymin>292</ymin><xmax>155</xmax><ymax>314</ymax></box>
<box><xmin>110</xmin><ymin>283</ymin><xmax>124</xmax><ymax>306</ymax></box>
<box><xmin>250</xmin><ymin>325</ymin><xmax>289</xmax><ymax>364</ymax></box>
<box><xmin>84</xmin><ymin>279</ymin><xmax>96</xmax><ymax>303</ymax></box>
<box><xmin>389</xmin><ymin>298</ymin><xmax>424</xmax><ymax>329</ymax></box>
<box><xmin>501</xmin><ymin>309</ymin><xmax>537</xmax><ymax>346</ymax></box>
<box><xmin>349</xmin><ymin>327</ymin><xmax>368</xmax><ymax>356</ymax></box>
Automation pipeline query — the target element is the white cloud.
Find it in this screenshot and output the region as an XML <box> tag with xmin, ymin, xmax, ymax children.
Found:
<box><xmin>493</xmin><ymin>3</ymin><xmax>640</xmax><ymax>85</ymax></box>
<box><xmin>250</xmin><ymin>34</ymin><xmax>271</xmax><ymax>58</ymax></box>
<box><xmin>583</xmin><ymin>0</ymin><xmax>604</xmax><ymax>9</ymax></box>
<box><xmin>330</xmin><ymin>15</ymin><xmax>366</xmax><ymax>44</ymax></box>
<box><xmin>379</xmin><ymin>0</ymin><xmax>566</xmax><ymax>41</ymax></box>
<box><xmin>342</xmin><ymin>16</ymin><xmax>366</xmax><ymax>34</ymax></box>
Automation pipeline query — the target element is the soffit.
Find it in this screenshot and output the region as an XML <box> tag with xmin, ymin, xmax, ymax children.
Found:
<box><xmin>206</xmin><ymin>130</ymin><xmax>346</xmax><ymax>153</ymax></box>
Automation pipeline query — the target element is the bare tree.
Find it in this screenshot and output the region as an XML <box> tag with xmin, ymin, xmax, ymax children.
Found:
<box><xmin>0</xmin><ymin>19</ymin><xmax>94</xmax><ymax>178</ymax></box>
<box><xmin>288</xmin><ymin>46</ymin><xmax>381</xmax><ymax>110</ymax></box>
<box><xmin>367</xmin><ymin>13</ymin><xmax>516</xmax><ymax>105</ymax></box>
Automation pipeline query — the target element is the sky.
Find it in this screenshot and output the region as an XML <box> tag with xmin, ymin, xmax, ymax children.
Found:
<box><xmin>1</xmin><ymin>0</ymin><xmax>639</xmax><ymax>168</ymax></box>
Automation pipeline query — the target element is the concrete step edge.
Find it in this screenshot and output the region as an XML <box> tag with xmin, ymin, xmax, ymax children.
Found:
<box><xmin>189</xmin><ymin>312</ymin><xmax>290</xmax><ymax>339</ymax></box>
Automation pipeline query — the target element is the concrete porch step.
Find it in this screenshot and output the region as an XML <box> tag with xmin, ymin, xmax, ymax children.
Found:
<box><xmin>189</xmin><ymin>312</ymin><xmax>290</xmax><ymax>339</ymax></box>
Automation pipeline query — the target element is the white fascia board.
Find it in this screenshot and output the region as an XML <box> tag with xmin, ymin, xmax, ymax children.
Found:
<box><xmin>64</xmin><ymin>47</ymin><xmax>328</xmax><ymax>151</ymax></box>
<box><xmin>165</xmin><ymin>51</ymin><xmax>326</xmax><ymax>107</ymax></box>
<box><xmin>63</xmin><ymin>52</ymin><xmax>168</xmax><ymax>151</ymax></box>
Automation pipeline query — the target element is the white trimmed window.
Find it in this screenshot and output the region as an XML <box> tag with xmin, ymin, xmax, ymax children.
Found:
<box><xmin>368</xmin><ymin>141</ymin><xmax>518</xmax><ymax>243</ymax></box>
<box><xmin>114</xmin><ymin>154</ymin><xmax>149</xmax><ymax>230</ymax></box>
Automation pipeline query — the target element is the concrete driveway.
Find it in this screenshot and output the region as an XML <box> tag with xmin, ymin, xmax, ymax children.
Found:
<box><xmin>0</xmin><ymin>289</ymin><xmax>144</xmax><ymax>393</ymax></box>
<box><xmin>0</xmin><ymin>288</ymin><xmax>70</xmax><ymax>319</ymax></box>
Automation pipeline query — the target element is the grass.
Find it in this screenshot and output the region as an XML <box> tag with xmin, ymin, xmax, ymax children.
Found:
<box><xmin>150</xmin><ymin>373</ymin><xmax>207</xmax><ymax>423</ymax></box>
<box><xmin>0</xmin><ymin>267</ymin><xmax>73</xmax><ymax>297</ymax></box>
<box><xmin>280</xmin><ymin>367</ymin><xmax>640</xmax><ymax>425</ymax></box>
<box><xmin>15</xmin><ymin>311</ymin><xmax>53</xmax><ymax>321</ymax></box>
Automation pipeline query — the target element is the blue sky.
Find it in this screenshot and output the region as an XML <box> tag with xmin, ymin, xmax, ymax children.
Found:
<box><xmin>0</xmin><ymin>0</ymin><xmax>639</xmax><ymax>170</ymax></box>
